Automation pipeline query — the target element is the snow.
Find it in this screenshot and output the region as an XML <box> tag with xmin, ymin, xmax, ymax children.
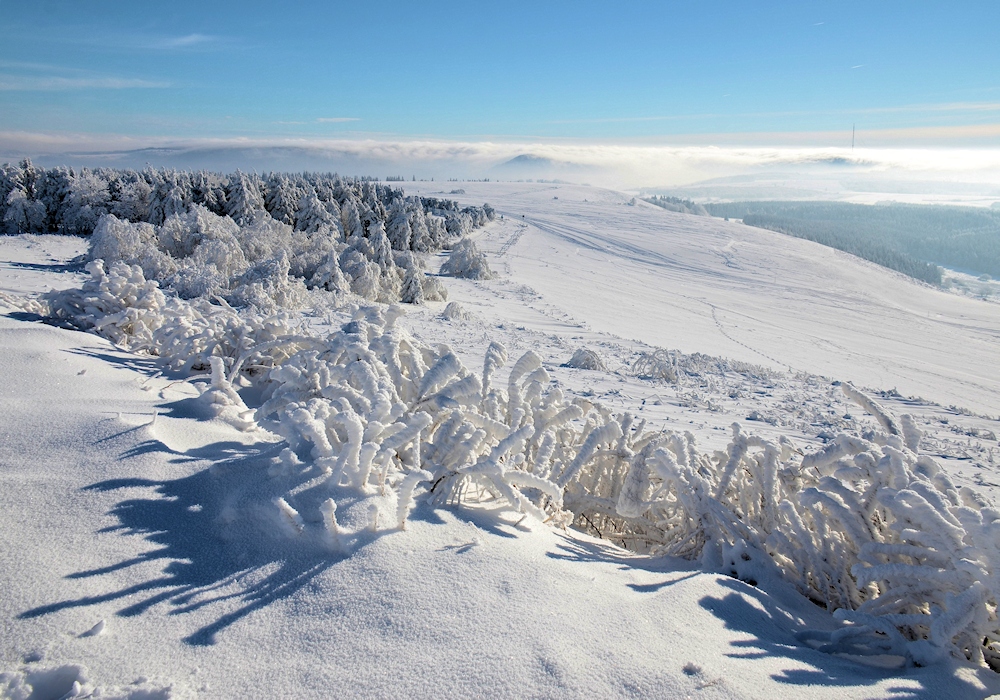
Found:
<box><xmin>2</xmin><ymin>182</ymin><xmax>1000</xmax><ymax>698</ymax></box>
<box><xmin>407</xmin><ymin>182</ymin><xmax>1000</xmax><ymax>415</ymax></box>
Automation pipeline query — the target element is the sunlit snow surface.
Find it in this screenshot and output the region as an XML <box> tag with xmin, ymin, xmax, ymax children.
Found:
<box><xmin>1</xmin><ymin>184</ymin><xmax>999</xmax><ymax>699</ymax></box>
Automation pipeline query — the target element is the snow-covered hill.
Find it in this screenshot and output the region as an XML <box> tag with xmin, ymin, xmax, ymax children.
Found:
<box><xmin>2</xmin><ymin>183</ymin><xmax>999</xmax><ymax>699</ymax></box>
<box><xmin>402</xmin><ymin>182</ymin><xmax>1000</xmax><ymax>415</ymax></box>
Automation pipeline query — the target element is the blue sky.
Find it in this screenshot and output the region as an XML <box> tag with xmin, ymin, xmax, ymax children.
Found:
<box><xmin>2</xmin><ymin>0</ymin><xmax>1000</xmax><ymax>147</ymax></box>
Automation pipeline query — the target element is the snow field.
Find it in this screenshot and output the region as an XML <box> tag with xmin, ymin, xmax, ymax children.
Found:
<box><xmin>409</xmin><ymin>182</ymin><xmax>1000</xmax><ymax>416</ymax></box>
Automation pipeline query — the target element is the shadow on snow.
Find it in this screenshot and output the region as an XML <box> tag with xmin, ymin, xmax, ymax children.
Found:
<box><xmin>18</xmin><ymin>435</ymin><xmax>389</xmax><ymax>647</ymax></box>
<box><xmin>697</xmin><ymin>577</ymin><xmax>996</xmax><ymax>699</ymax></box>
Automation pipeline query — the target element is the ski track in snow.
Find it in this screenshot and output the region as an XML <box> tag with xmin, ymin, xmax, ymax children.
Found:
<box><xmin>2</xmin><ymin>183</ymin><xmax>1000</xmax><ymax>698</ymax></box>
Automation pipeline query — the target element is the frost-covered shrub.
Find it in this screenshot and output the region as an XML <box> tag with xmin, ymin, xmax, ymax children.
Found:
<box><xmin>440</xmin><ymin>238</ymin><xmax>493</xmax><ymax>280</ymax></box>
<box><xmin>632</xmin><ymin>349</ymin><xmax>678</xmax><ymax>382</ymax></box>
<box><xmin>226</xmin><ymin>252</ymin><xmax>308</xmax><ymax>315</ymax></box>
<box><xmin>441</xmin><ymin>301</ymin><xmax>476</xmax><ymax>321</ymax></box>
<box><xmin>421</xmin><ymin>276</ymin><xmax>448</xmax><ymax>302</ymax></box>
<box><xmin>43</xmin><ymin>260</ymin><xmax>168</xmax><ymax>348</ymax></box>
<box><xmin>89</xmin><ymin>214</ymin><xmax>177</xmax><ymax>281</ymax></box>
<box><xmin>578</xmin><ymin>385</ymin><xmax>1000</xmax><ymax>668</ymax></box>
<box><xmin>564</xmin><ymin>348</ymin><xmax>606</xmax><ymax>371</ymax></box>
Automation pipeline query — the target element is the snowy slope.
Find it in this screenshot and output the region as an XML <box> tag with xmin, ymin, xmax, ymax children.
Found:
<box><xmin>2</xmin><ymin>184</ymin><xmax>1000</xmax><ymax>699</ymax></box>
<box><xmin>402</xmin><ymin>183</ymin><xmax>1000</xmax><ymax>416</ymax></box>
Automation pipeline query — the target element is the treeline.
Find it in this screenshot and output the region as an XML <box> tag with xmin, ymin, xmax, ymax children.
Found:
<box><xmin>0</xmin><ymin>159</ymin><xmax>493</xmax><ymax>246</ymax></box>
<box><xmin>705</xmin><ymin>201</ymin><xmax>1000</xmax><ymax>284</ymax></box>
<box><xmin>643</xmin><ymin>195</ymin><xmax>708</xmax><ymax>216</ymax></box>
<box><xmin>0</xmin><ymin>159</ymin><xmax>496</xmax><ymax>308</ymax></box>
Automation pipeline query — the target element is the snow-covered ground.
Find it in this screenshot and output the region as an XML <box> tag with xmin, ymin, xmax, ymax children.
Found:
<box><xmin>2</xmin><ymin>184</ymin><xmax>1000</xmax><ymax>699</ymax></box>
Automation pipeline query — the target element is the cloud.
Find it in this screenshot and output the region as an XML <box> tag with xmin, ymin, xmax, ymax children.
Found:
<box><xmin>0</xmin><ymin>60</ymin><xmax>170</xmax><ymax>91</ymax></box>
<box><xmin>316</xmin><ymin>118</ymin><xmax>360</xmax><ymax>123</ymax></box>
<box><xmin>0</xmin><ymin>75</ymin><xmax>170</xmax><ymax>90</ymax></box>
<box><xmin>549</xmin><ymin>101</ymin><xmax>1000</xmax><ymax>126</ymax></box>
<box><xmin>83</xmin><ymin>32</ymin><xmax>230</xmax><ymax>52</ymax></box>
<box><xmin>3</xmin><ymin>131</ymin><xmax>1000</xmax><ymax>189</ymax></box>
<box><xmin>155</xmin><ymin>33</ymin><xmax>219</xmax><ymax>49</ymax></box>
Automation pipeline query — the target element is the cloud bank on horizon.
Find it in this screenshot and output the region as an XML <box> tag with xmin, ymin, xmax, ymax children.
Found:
<box><xmin>3</xmin><ymin>131</ymin><xmax>1000</xmax><ymax>192</ymax></box>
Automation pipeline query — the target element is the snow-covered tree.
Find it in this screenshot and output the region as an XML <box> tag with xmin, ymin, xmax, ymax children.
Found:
<box><xmin>148</xmin><ymin>171</ymin><xmax>191</xmax><ymax>226</ymax></box>
<box><xmin>265</xmin><ymin>173</ymin><xmax>301</xmax><ymax>225</ymax></box>
<box><xmin>368</xmin><ymin>220</ymin><xmax>395</xmax><ymax>270</ymax></box>
<box><xmin>62</xmin><ymin>169</ymin><xmax>110</xmax><ymax>234</ymax></box>
<box><xmin>190</xmin><ymin>171</ymin><xmax>224</xmax><ymax>215</ymax></box>
<box><xmin>295</xmin><ymin>192</ymin><xmax>338</xmax><ymax>235</ymax></box>
<box><xmin>36</xmin><ymin>166</ymin><xmax>73</xmax><ymax>232</ymax></box>
<box><xmin>340</xmin><ymin>194</ymin><xmax>364</xmax><ymax>240</ymax></box>
<box><xmin>409</xmin><ymin>203</ymin><xmax>432</xmax><ymax>252</ymax></box>
<box><xmin>225</xmin><ymin>171</ymin><xmax>265</xmax><ymax>225</ymax></box>
<box><xmin>107</xmin><ymin>171</ymin><xmax>153</xmax><ymax>223</ymax></box>
<box><xmin>387</xmin><ymin>199</ymin><xmax>412</xmax><ymax>251</ymax></box>
<box><xmin>400</xmin><ymin>261</ymin><xmax>425</xmax><ymax>304</ymax></box>
<box><xmin>441</xmin><ymin>238</ymin><xmax>493</xmax><ymax>279</ymax></box>
<box><xmin>309</xmin><ymin>251</ymin><xmax>351</xmax><ymax>294</ymax></box>
<box><xmin>3</xmin><ymin>187</ymin><xmax>46</xmax><ymax>234</ymax></box>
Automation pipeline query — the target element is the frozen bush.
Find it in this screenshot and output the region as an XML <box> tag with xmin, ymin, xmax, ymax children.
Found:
<box><xmin>440</xmin><ymin>238</ymin><xmax>493</xmax><ymax>280</ymax></box>
<box><xmin>632</xmin><ymin>349</ymin><xmax>678</xmax><ymax>382</ymax></box>
<box><xmin>88</xmin><ymin>214</ymin><xmax>177</xmax><ymax>280</ymax></box>
<box><xmin>421</xmin><ymin>276</ymin><xmax>448</xmax><ymax>302</ymax></box>
<box><xmin>564</xmin><ymin>348</ymin><xmax>606</xmax><ymax>371</ymax></box>
<box><xmin>441</xmin><ymin>301</ymin><xmax>476</xmax><ymax>321</ymax></box>
<box><xmin>226</xmin><ymin>252</ymin><xmax>308</xmax><ymax>314</ymax></box>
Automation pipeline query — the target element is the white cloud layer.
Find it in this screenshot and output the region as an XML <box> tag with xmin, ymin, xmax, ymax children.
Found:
<box><xmin>2</xmin><ymin>131</ymin><xmax>1000</xmax><ymax>190</ymax></box>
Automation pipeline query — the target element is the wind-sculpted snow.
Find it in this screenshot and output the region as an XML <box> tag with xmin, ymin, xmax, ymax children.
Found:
<box><xmin>33</xmin><ymin>259</ymin><xmax>1000</xmax><ymax>671</ymax></box>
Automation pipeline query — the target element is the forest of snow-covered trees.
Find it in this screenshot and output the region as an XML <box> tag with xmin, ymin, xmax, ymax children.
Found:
<box><xmin>704</xmin><ymin>201</ymin><xmax>1000</xmax><ymax>285</ymax></box>
<box><xmin>0</xmin><ymin>159</ymin><xmax>495</xmax><ymax>310</ymax></box>
<box><xmin>642</xmin><ymin>195</ymin><xmax>709</xmax><ymax>216</ymax></box>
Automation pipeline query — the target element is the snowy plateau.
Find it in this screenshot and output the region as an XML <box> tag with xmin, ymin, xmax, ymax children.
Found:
<box><xmin>2</xmin><ymin>180</ymin><xmax>1000</xmax><ymax>699</ymax></box>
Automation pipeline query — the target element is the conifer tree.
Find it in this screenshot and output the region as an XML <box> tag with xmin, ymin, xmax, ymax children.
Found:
<box><xmin>387</xmin><ymin>199</ymin><xmax>412</xmax><ymax>251</ymax></box>
<box><xmin>295</xmin><ymin>192</ymin><xmax>337</xmax><ymax>234</ymax></box>
<box><xmin>400</xmin><ymin>263</ymin><xmax>425</xmax><ymax>304</ymax></box>
<box><xmin>341</xmin><ymin>194</ymin><xmax>364</xmax><ymax>240</ymax></box>
<box><xmin>368</xmin><ymin>220</ymin><xmax>395</xmax><ymax>270</ymax></box>
<box><xmin>226</xmin><ymin>171</ymin><xmax>265</xmax><ymax>225</ymax></box>
<box><xmin>265</xmin><ymin>173</ymin><xmax>301</xmax><ymax>225</ymax></box>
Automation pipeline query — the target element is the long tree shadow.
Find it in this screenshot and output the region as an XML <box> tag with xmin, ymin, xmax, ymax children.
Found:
<box><xmin>699</xmin><ymin>577</ymin><xmax>997</xmax><ymax>699</ymax></box>
<box><xmin>7</xmin><ymin>258</ymin><xmax>87</xmax><ymax>274</ymax></box>
<box><xmin>18</xmin><ymin>437</ymin><xmax>383</xmax><ymax>646</ymax></box>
